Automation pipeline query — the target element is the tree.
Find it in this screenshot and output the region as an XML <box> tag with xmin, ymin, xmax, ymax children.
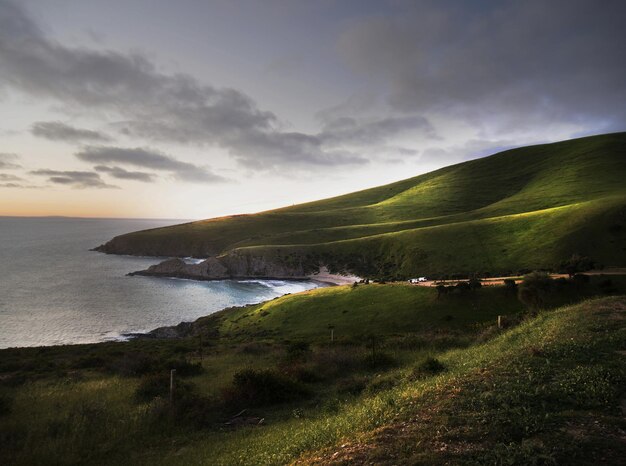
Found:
<box><xmin>503</xmin><ymin>278</ymin><xmax>517</xmax><ymax>293</ymax></box>
<box><xmin>518</xmin><ymin>272</ymin><xmax>552</xmax><ymax>312</ymax></box>
<box><xmin>559</xmin><ymin>254</ymin><xmax>594</xmax><ymax>278</ymax></box>
<box><xmin>468</xmin><ymin>277</ymin><xmax>482</xmax><ymax>290</ymax></box>
<box><xmin>436</xmin><ymin>284</ymin><xmax>448</xmax><ymax>299</ymax></box>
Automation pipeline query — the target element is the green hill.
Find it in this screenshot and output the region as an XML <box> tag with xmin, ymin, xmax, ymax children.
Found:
<box><xmin>97</xmin><ymin>132</ymin><xmax>626</xmax><ymax>277</ymax></box>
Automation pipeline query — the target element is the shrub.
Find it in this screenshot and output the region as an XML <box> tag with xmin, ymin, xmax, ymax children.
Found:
<box><xmin>503</xmin><ymin>278</ymin><xmax>517</xmax><ymax>293</ymax></box>
<box><xmin>0</xmin><ymin>394</ymin><xmax>12</xmax><ymax>417</ymax></box>
<box><xmin>163</xmin><ymin>358</ymin><xmax>203</xmax><ymax>377</ymax></box>
<box><xmin>222</xmin><ymin>369</ymin><xmax>310</xmax><ymax>407</ymax></box>
<box><xmin>336</xmin><ymin>376</ymin><xmax>367</xmax><ymax>395</ymax></box>
<box><xmin>456</xmin><ymin>281</ymin><xmax>471</xmax><ymax>292</ymax></box>
<box><xmin>599</xmin><ymin>278</ymin><xmax>617</xmax><ymax>294</ymax></box>
<box><xmin>134</xmin><ymin>373</ymin><xmax>171</xmax><ymax>403</ymax></box>
<box><xmin>559</xmin><ymin>253</ymin><xmax>594</xmax><ymax>277</ymax></box>
<box><xmin>468</xmin><ymin>277</ymin><xmax>482</xmax><ymax>290</ymax></box>
<box><xmin>571</xmin><ymin>273</ymin><xmax>590</xmax><ymax>286</ymax></box>
<box><xmin>365</xmin><ymin>375</ymin><xmax>400</xmax><ymax>394</ymax></box>
<box><xmin>284</xmin><ymin>341</ymin><xmax>311</xmax><ymax>362</ymax></box>
<box><xmin>518</xmin><ymin>272</ymin><xmax>552</xmax><ymax>311</ymax></box>
<box><xmin>364</xmin><ymin>352</ymin><xmax>396</xmax><ymax>369</ymax></box>
<box><xmin>412</xmin><ymin>357</ymin><xmax>447</xmax><ymax>379</ymax></box>
<box><xmin>109</xmin><ymin>352</ymin><xmax>160</xmax><ymax>377</ymax></box>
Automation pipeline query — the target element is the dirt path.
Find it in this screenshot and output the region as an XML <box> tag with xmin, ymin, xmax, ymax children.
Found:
<box><xmin>412</xmin><ymin>267</ymin><xmax>626</xmax><ymax>287</ymax></box>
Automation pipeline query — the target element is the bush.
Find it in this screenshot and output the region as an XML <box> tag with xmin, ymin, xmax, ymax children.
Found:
<box><xmin>518</xmin><ymin>272</ymin><xmax>552</xmax><ymax>311</ymax></box>
<box><xmin>364</xmin><ymin>352</ymin><xmax>396</xmax><ymax>369</ymax></box>
<box><xmin>571</xmin><ymin>273</ymin><xmax>590</xmax><ymax>286</ymax></box>
<box><xmin>134</xmin><ymin>373</ymin><xmax>171</xmax><ymax>403</ymax></box>
<box><xmin>0</xmin><ymin>394</ymin><xmax>12</xmax><ymax>417</ymax></box>
<box><xmin>222</xmin><ymin>369</ymin><xmax>310</xmax><ymax>407</ymax></box>
<box><xmin>336</xmin><ymin>376</ymin><xmax>367</xmax><ymax>395</ymax></box>
<box><xmin>109</xmin><ymin>352</ymin><xmax>160</xmax><ymax>377</ymax></box>
<box><xmin>559</xmin><ymin>253</ymin><xmax>594</xmax><ymax>277</ymax></box>
<box><xmin>468</xmin><ymin>277</ymin><xmax>482</xmax><ymax>290</ymax></box>
<box><xmin>412</xmin><ymin>357</ymin><xmax>447</xmax><ymax>379</ymax></box>
<box><xmin>284</xmin><ymin>341</ymin><xmax>311</xmax><ymax>362</ymax></box>
<box><xmin>456</xmin><ymin>281</ymin><xmax>471</xmax><ymax>292</ymax></box>
<box><xmin>163</xmin><ymin>358</ymin><xmax>203</xmax><ymax>377</ymax></box>
<box><xmin>599</xmin><ymin>278</ymin><xmax>617</xmax><ymax>294</ymax></box>
<box><xmin>503</xmin><ymin>278</ymin><xmax>517</xmax><ymax>293</ymax></box>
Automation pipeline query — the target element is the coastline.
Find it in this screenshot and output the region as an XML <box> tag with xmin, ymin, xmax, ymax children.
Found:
<box><xmin>124</xmin><ymin>269</ymin><xmax>359</xmax><ymax>341</ymax></box>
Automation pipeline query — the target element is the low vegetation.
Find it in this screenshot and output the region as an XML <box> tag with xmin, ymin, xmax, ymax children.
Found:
<box><xmin>1</xmin><ymin>275</ymin><xmax>624</xmax><ymax>465</ymax></box>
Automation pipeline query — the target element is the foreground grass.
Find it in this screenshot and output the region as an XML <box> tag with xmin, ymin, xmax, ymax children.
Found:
<box><xmin>136</xmin><ymin>296</ymin><xmax>625</xmax><ymax>465</ymax></box>
<box><xmin>1</xmin><ymin>280</ymin><xmax>624</xmax><ymax>465</ymax></box>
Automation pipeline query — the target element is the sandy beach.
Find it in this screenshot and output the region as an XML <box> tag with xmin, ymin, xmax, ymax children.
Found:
<box><xmin>307</xmin><ymin>266</ymin><xmax>361</xmax><ymax>286</ymax></box>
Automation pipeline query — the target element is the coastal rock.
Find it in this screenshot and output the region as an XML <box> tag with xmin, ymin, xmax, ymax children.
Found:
<box><xmin>129</xmin><ymin>253</ymin><xmax>307</xmax><ymax>280</ymax></box>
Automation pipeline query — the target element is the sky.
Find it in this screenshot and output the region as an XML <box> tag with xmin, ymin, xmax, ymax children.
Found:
<box><xmin>0</xmin><ymin>0</ymin><xmax>624</xmax><ymax>219</ymax></box>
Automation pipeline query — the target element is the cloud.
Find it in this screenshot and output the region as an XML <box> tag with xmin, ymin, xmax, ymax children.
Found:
<box><xmin>0</xmin><ymin>173</ymin><xmax>25</xmax><ymax>188</ymax></box>
<box><xmin>318</xmin><ymin>115</ymin><xmax>437</xmax><ymax>147</ymax></box>
<box><xmin>30</xmin><ymin>169</ymin><xmax>116</xmax><ymax>189</ymax></box>
<box><xmin>31</xmin><ymin>121</ymin><xmax>111</xmax><ymax>142</ymax></box>
<box><xmin>337</xmin><ymin>0</ymin><xmax>626</xmax><ymax>136</ymax></box>
<box><xmin>0</xmin><ymin>0</ymin><xmax>369</xmax><ymax>169</ymax></box>
<box><xmin>0</xmin><ymin>153</ymin><xmax>21</xmax><ymax>169</ymax></box>
<box><xmin>0</xmin><ymin>173</ymin><xmax>23</xmax><ymax>182</ymax></box>
<box><xmin>94</xmin><ymin>165</ymin><xmax>156</xmax><ymax>182</ymax></box>
<box><xmin>76</xmin><ymin>146</ymin><xmax>226</xmax><ymax>183</ymax></box>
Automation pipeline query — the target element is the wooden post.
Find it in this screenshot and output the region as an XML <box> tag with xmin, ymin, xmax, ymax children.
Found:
<box><xmin>170</xmin><ymin>369</ymin><xmax>176</xmax><ymax>403</ymax></box>
<box><xmin>497</xmin><ymin>315</ymin><xmax>503</xmax><ymax>329</ymax></box>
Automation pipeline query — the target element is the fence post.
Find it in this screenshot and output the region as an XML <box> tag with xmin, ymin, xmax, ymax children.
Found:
<box><xmin>497</xmin><ymin>315</ymin><xmax>503</xmax><ymax>329</ymax></box>
<box><xmin>170</xmin><ymin>369</ymin><xmax>176</xmax><ymax>403</ymax></box>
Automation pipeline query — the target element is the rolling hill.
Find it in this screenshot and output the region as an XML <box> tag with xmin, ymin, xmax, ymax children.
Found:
<box><xmin>96</xmin><ymin>132</ymin><xmax>626</xmax><ymax>278</ymax></box>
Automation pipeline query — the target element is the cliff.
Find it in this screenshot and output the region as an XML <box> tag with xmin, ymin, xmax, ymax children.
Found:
<box><xmin>129</xmin><ymin>253</ymin><xmax>310</xmax><ymax>281</ymax></box>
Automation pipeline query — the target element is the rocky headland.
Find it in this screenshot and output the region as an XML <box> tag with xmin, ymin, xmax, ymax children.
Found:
<box><xmin>128</xmin><ymin>255</ymin><xmax>310</xmax><ymax>280</ymax></box>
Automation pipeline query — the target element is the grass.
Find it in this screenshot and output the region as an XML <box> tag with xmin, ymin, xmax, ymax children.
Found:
<box><xmin>1</xmin><ymin>278</ymin><xmax>624</xmax><ymax>465</ymax></box>
<box><xmin>97</xmin><ymin>132</ymin><xmax>626</xmax><ymax>276</ymax></box>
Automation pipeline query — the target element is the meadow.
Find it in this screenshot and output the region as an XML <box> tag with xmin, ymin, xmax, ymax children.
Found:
<box><xmin>1</xmin><ymin>275</ymin><xmax>624</xmax><ymax>465</ymax></box>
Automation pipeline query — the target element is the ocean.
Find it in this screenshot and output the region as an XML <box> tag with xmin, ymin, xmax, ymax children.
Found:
<box><xmin>0</xmin><ymin>217</ymin><xmax>321</xmax><ymax>348</ymax></box>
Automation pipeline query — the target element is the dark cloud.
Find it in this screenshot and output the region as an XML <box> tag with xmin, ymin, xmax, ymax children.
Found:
<box><xmin>94</xmin><ymin>165</ymin><xmax>155</xmax><ymax>182</ymax></box>
<box><xmin>0</xmin><ymin>153</ymin><xmax>21</xmax><ymax>169</ymax></box>
<box><xmin>30</xmin><ymin>169</ymin><xmax>116</xmax><ymax>189</ymax></box>
<box><xmin>31</xmin><ymin>121</ymin><xmax>111</xmax><ymax>142</ymax></box>
<box><xmin>0</xmin><ymin>0</ymin><xmax>368</xmax><ymax>169</ymax></box>
<box><xmin>338</xmin><ymin>0</ymin><xmax>626</xmax><ymax>134</ymax></box>
<box><xmin>0</xmin><ymin>173</ymin><xmax>24</xmax><ymax>188</ymax></box>
<box><xmin>0</xmin><ymin>173</ymin><xmax>23</xmax><ymax>181</ymax></box>
<box><xmin>77</xmin><ymin>146</ymin><xmax>225</xmax><ymax>183</ymax></box>
<box><xmin>318</xmin><ymin>115</ymin><xmax>437</xmax><ymax>147</ymax></box>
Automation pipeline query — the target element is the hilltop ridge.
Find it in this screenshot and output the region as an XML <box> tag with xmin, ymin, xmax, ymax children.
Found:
<box><xmin>96</xmin><ymin>132</ymin><xmax>626</xmax><ymax>278</ymax></box>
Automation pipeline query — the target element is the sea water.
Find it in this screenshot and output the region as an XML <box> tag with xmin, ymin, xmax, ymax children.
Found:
<box><xmin>0</xmin><ymin>217</ymin><xmax>321</xmax><ymax>348</ymax></box>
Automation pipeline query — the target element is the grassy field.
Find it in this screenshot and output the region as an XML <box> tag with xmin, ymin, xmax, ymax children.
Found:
<box><xmin>97</xmin><ymin>132</ymin><xmax>626</xmax><ymax>277</ymax></box>
<box><xmin>1</xmin><ymin>277</ymin><xmax>624</xmax><ymax>465</ymax></box>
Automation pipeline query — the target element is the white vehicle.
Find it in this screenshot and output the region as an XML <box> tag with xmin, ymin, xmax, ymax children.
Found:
<box><xmin>418</xmin><ymin>276</ymin><xmax>428</xmax><ymax>282</ymax></box>
<box><xmin>409</xmin><ymin>277</ymin><xmax>428</xmax><ymax>284</ymax></box>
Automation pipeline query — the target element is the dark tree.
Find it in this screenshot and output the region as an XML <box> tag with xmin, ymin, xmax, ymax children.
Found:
<box><xmin>518</xmin><ymin>272</ymin><xmax>552</xmax><ymax>312</ymax></box>
<box><xmin>559</xmin><ymin>254</ymin><xmax>594</xmax><ymax>278</ymax></box>
<box><xmin>468</xmin><ymin>277</ymin><xmax>482</xmax><ymax>290</ymax></box>
<box><xmin>503</xmin><ymin>278</ymin><xmax>517</xmax><ymax>294</ymax></box>
<box><xmin>436</xmin><ymin>284</ymin><xmax>448</xmax><ymax>299</ymax></box>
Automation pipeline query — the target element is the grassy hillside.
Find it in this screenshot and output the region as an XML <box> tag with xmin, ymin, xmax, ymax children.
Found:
<box><xmin>1</xmin><ymin>280</ymin><xmax>624</xmax><ymax>465</ymax></box>
<box><xmin>97</xmin><ymin>132</ymin><xmax>626</xmax><ymax>277</ymax></box>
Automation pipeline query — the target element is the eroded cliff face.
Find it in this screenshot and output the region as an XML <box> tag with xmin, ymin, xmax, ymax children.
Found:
<box><xmin>130</xmin><ymin>253</ymin><xmax>309</xmax><ymax>280</ymax></box>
